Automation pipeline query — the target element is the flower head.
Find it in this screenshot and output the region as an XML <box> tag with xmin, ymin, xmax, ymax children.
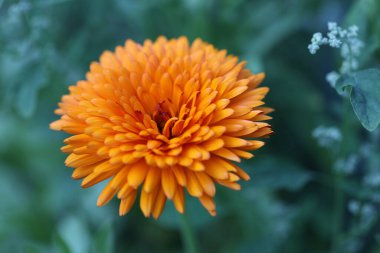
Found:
<box><xmin>308</xmin><ymin>22</ymin><xmax>364</xmax><ymax>75</ymax></box>
<box><xmin>51</xmin><ymin>36</ymin><xmax>272</xmax><ymax>218</ymax></box>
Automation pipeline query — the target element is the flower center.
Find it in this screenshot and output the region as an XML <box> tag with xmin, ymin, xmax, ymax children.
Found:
<box><xmin>153</xmin><ymin>102</ymin><xmax>171</xmax><ymax>133</ymax></box>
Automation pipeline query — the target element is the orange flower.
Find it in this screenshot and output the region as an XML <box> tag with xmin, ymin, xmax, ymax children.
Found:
<box><xmin>51</xmin><ymin>36</ymin><xmax>272</xmax><ymax>218</ymax></box>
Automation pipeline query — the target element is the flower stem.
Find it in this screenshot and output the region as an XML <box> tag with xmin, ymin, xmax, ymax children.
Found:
<box><xmin>332</xmin><ymin>171</ymin><xmax>344</xmax><ymax>251</ymax></box>
<box><xmin>332</xmin><ymin>98</ymin><xmax>351</xmax><ymax>251</ymax></box>
<box><xmin>180</xmin><ymin>213</ymin><xmax>199</xmax><ymax>253</ymax></box>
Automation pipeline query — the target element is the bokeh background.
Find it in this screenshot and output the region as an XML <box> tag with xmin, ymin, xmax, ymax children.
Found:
<box><xmin>1</xmin><ymin>0</ymin><xmax>380</xmax><ymax>252</ymax></box>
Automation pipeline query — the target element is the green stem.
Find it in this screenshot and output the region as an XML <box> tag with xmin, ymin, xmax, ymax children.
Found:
<box><xmin>332</xmin><ymin>172</ymin><xmax>344</xmax><ymax>251</ymax></box>
<box><xmin>332</xmin><ymin>98</ymin><xmax>351</xmax><ymax>251</ymax></box>
<box><xmin>180</xmin><ymin>213</ymin><xmax>199</xmax><ymax>253</ymax></box>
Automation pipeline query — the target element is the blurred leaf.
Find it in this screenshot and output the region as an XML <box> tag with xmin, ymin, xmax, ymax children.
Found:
<box><xmin>57</xmin><ymin>216</ymin><xmax>90</xmax><ymax>253</ymax></box>
<box><xmin>251</xmin><ymin>158</ymin><xmax>313</xmax><ymax>191</ymax></box>
<box><xmin>23</xmin><ymin>243</ymin><xmax>48</xmax><ymax>253</ymax></box>
<box><xmin>246</xmin><ymin>55</ymin><xmax>265</xmax><ymax>73</ymax></box>
<box><xmin>345</xmin><ymin>0</ymin><xmax>379</xmax><ymax>32</ymax></box>
<box><xmin>335</xmin><ymin>68</ymin><xmax>380</xmax><ymax>131</ymax></box>
<box><xmin>15</xmin><ymin>65</ymin><xmax>47</xmax><ymax>118</ymax></box>
<box><xmin>155</xmin><ymin>196</ymin><xmax>213</xmax><ymax>229</ymax></box>
<box><xmin>248</xmin><ymin>11</ymin><xmax>301</xmax><ymax>56</ymax></box>
<box><xmin>53</xmin><ymin>234</ymin><xmax>71</xmax><ymax>253</ymax></box>
<box><xmin>228</xmin><ymin>189</ymin><xmax>294</xmax><ymax>253</ymax></box>
<box><xmin>16</xmin><ymin>84</ymin><xmax>39</xmax><ymax>118</ymax></box>
<box><xmin>0</xmin><ymin>48</ymin><xmax>47</xmax><ymax>117</ymax></box>
<box><xmin>92</xmin><ymin>220</ymin><xmax>115</xmax><ymax>253</ymax></box>
<box><xmin>0</xmin><ymin>163</ymin><xmax>30</xmax><ymax>218</ymax></box>
<box><xmin>345</xmin><ymin>0</ymin><xmax>380</xmax><ymax>66</ymax></box>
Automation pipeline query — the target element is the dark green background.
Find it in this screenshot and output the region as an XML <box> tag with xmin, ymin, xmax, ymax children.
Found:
<box><xmin>1</xmin><ymin>0</ymin><xmax>380</xmax><ymax>252</ymax></box>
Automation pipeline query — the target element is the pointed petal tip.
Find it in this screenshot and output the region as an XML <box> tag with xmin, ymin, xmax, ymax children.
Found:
<box><xmin>119</xmin><ymin>209</ymin><xmax>126</xmax><ymax>216</ymax></box>
<box><xmin>50</xmin><ymin>121</ymin><xmax>62</xmax><ymax>131</ymax></box>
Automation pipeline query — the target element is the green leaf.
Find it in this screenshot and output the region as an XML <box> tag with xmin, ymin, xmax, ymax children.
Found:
<box><xmin>248</xmin><ymin>12</ymin><xmax>300</xmax><ymax>57</ymax></box>
<box><xmin>250</xmin><ymin>158</ymin><xmax>313</xmax><ymax>192</ymax></box>
<box><xmin>344</xmin><ymin>0</ymin><xmax>379</xmax><ymax>31</ymax></box>
<box><xmin>155</xmin><ymin>196</ymin><xmax>214</xmax><ymax>229</ymax></box>
<box><xmin>23</xmin><ymin>243</ymin><xmax>48</xmax><ymax>253</ymax></box>
<box><xmin>53</xmin><ymin>234</ymin><xmax>71</xmax><ymax>253</ymax></box>
<box><xmin>335</xmin><ymin>69</ymin><xmax>380</xmax><ymax>131</ymax></box>
<box><xmin>93</xmin><ymin>220</ymin><xmax>115</xmax><ymax>253</ymax></box>
<box><xmin>57</xmin><ymin>216</ymin><xmax>90</xmax><ymax>253</ymax></box>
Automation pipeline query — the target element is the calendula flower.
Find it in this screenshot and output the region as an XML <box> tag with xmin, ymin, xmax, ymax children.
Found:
<box><xmin>51</xmin><ymin>36</ymin><xmax>272</xmax><ymax>218</ymax></box>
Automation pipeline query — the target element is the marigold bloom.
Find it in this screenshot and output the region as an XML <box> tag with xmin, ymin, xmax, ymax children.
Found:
<box><xmin>51</xmin><ymin>36</ymin><xmax>272</xmax><ymax>218</ymax></box>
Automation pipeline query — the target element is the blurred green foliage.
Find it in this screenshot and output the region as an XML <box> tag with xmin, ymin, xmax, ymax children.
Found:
<box><xmin>336</xmin><ymin>69</ymin><xmax>380</xmax><ymax>131</ymax></box>
<box><xmin>1</xmin><ymin>0</ymin><xmax>380</xmax><ymax>252</ymax></box>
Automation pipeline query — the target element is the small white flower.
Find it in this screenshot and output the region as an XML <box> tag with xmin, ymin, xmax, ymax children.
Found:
<box><xmin>348</xmin><ymin>25</ymin><xmax>359</xmax><ymax>37</ymax></box>
<box><xmin>312</xmin><ymin>125</ymin><xmax>342</xmax><ymax>147</ymax></box>
<box><xmin>328</xmin><ymin>22</ymin><xmax>337</xmax><ymax>31</ymax></box>
<box><xmin>308</xmin><ymin>44</ymin><xmax>319</xmax><ymax>54</ymax></box>
<box><xmin>326</xmin><ymin>71</ymin><xmax>340</xmax><ymax>88</ymax></box>
<box><xmin>328</xmin><ymin>35</ymin><xmax>342</xmax><ymax>48</ymax></box>
<box><xmin>339</xmin><ymin>29</ymin><xmax>347</xmax><ymax>38</ymax></box>
<box><xmin>348</xmin><ymin>200</ymin><xmax>360</xmax><ymax>215</ymax></box>
<box><xmin>333</xmin><ymin>155</ymin><xmax>357</xmax><ymax>174</ymax></box>
<box><xmin>308</xmin><ymin>32</ymin><xmax>329</xmax><ymax>54</ymax></box>
<box><xmin>350</xmin><ymin>39</ymin><xmax>364</xmax><ymax>55</ymax></box>
<box><xmin>311</xmin><ymin>32</ymin><xmax>323</xmax><ymax>42</ymax></box>
<box><xmin>364</xmin><ymin>173</ymin><xmax>380</xmax><ymax>187</ymax></box>
<box><xmin>340</xmin><ymin>61</ymin><xmax>351</xmax><ymax>74</ymax></box>
<box><xmin>340</xmin><ymin>44</ymin><xmax>350</xmax><ymax>58</ymax></box>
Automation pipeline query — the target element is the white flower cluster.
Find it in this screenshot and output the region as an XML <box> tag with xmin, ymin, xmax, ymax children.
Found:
<box><xmin>312</xmin><ymin>125</ymin><xmax>342</xmax><ymax>148</ymax></box>
<box><xmin>308</xmin><ymin>22</ymin><xmax>364</xmax><ymax>87</ymax></box>
<box><xmin>308</xmin><ymin>33</ymin><xmax>328</xmax><ymax>54</ymax></box>
<box><xmin>334</xmin><ymin>155</ymin><xmax>357</xmax><ymax>174</ymax></box>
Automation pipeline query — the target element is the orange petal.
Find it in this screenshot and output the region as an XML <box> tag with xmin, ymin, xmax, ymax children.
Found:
<box><xmin>127</xmin><ymin>162</ymin><xmax>149</xmax><ymax>189</ymax></box>
<box><xmin>143</xmin><ymin>167</ymin><xmax>161</xmax><ymax>193</ymax></box>
<box><xmin>152</xmin><ymin>189</ymin><xmax>167</xmax><ymax>219</ymax></box>
<box><xmin>203</xmin><ymin>158</ymin><xmax>229</xmax><ymax>180</ymax></box>
<box><xmin>217</xmin><ymin>180</ymin><xmax>241</xmax><ymax>190</ymax></box>
<box><xmin>119</xmin><ymin>190</ymin><xmax>137</xmax><ymax>216</ymax></box>
<box><xmin>210</xmin><ymin>108</ymin><xmax>234</xmax><ymax>123</ymax></box>
<box><xmin>111</xmin><ymin>167</ymin><xmax>129</xmax><ymax>189</ymax></box>
<box><xmin>230</xmin><ymin>149</ymin><xmax>254</xmax><ymax>159</ymax></box>
<box><xmin>196</xmin><ymin>172</ymin><xmax>216</xmax><ymax>196</ymax></box>
<box><xmin>65</xmin><ymin>154</ymin><xmax>104</xmax><ymax>168</ymax></box>
<box><xmin>234</xmin><ymin>166</ymin><xmax>251</xmax><ymax>181</ymax></box>
<box><xmin>220</xmin><ymin>136</ymin><xmax>249</xmax><ymax>148</ymax></box>
<box><xmin>190</xmin><ymin>161</ymin><xmax>205</xmax><ymax>171</ymax></box>
<box><xmin>72</xmin><ymin>164</ymin><xmax>95</xmax><ymax>179</ymax></box>
<box><xmin>97</xmin><ymin>182</ymin><xmax>118</xmax><ymax>206</ymax></box>
<box><xmin>212</xmin><ymin>148</ymin><xmax>241</xmax><ymax>162</ymax></box>
<box><xmin>140</xmin><ymin>188</ymin><xmax>159</xmax><ymax>217</ymax></box>
<box><xmin>173</xmin><ymin>187</ymin><xmax>185</xmax><ymax>214</ymax></box>
<box><xmin>117</xmin><ymin>183</ymin><xmax>134</xmax><ymax>199</ymax></box>
<box><xmin>94</xmin><ymin>161</ymin><xmax>121</xmax><ymax>173</ymax></box>
<box><xmin>161</xmin><ymin>169</ymin><xmax>177</xmax><ymax>199</ymax></box>
<box><xmin>81</xmin><ymin>170</ymin><xmax>115</xmax><ymax>188</ymax></box>
<box><xmin>172</xmin><ymin>166</ymin><xmax>187</xmax><ymax>186</ymax></box>
<box><xmin>201</xmin><ymin>138</ymin><xmax>224</xmax><ymax>151</ymax></box>
<box><xmin>185</xmin><ymin>171</ymin><xmax>203</xmax><ymax>197</ymax></box>
<box><xmin>199</xmin><ymin>195</ymin><xmax>216</xmax><ymax>216</ymax></box>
